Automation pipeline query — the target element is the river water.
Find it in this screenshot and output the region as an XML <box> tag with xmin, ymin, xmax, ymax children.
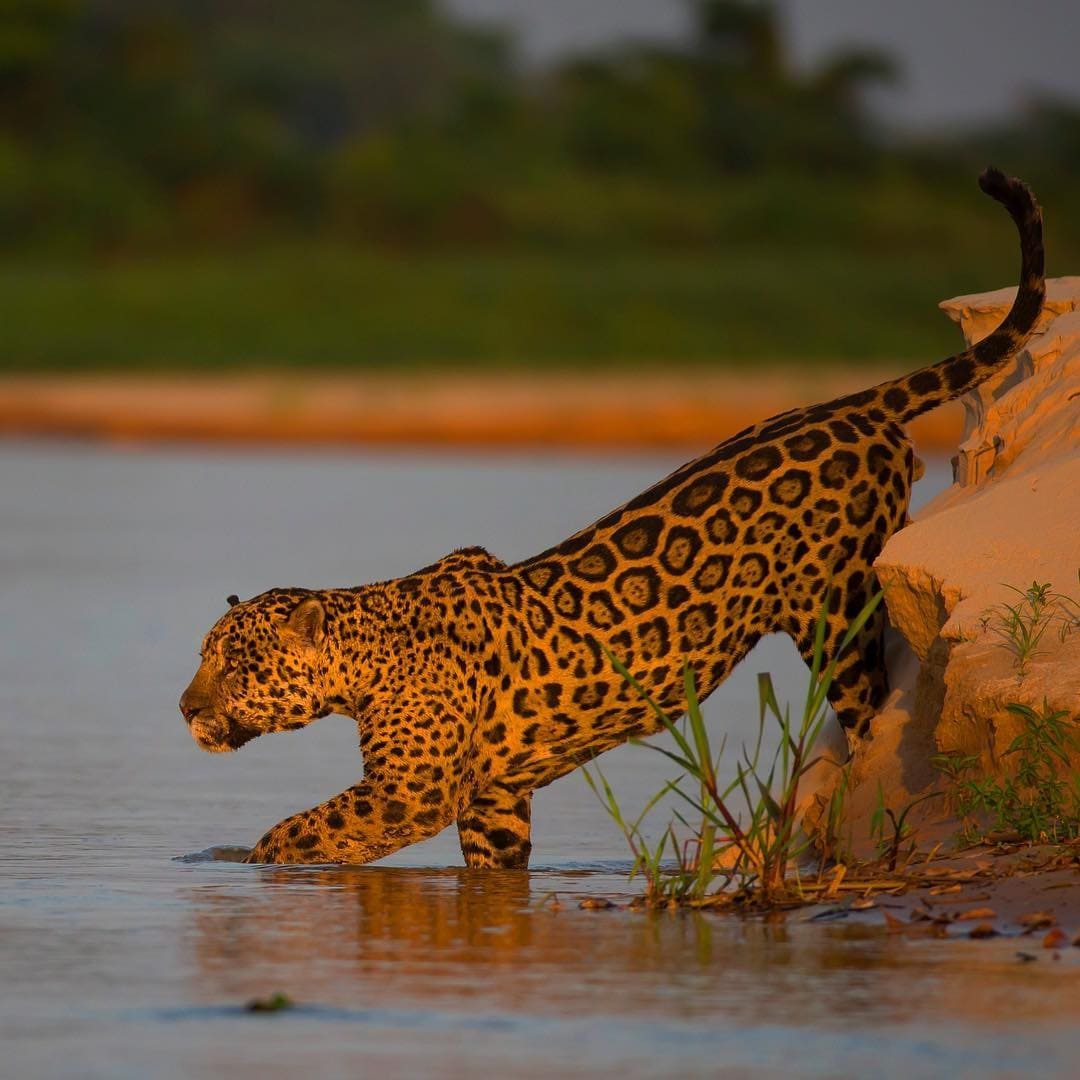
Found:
<box><xmin>1</xmin><ymin>441</ymin><xmax>1076</xmax><ymax>1078</ymax></box>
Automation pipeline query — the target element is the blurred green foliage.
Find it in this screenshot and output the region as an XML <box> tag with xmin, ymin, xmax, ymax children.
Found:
<box><xmin>1</xmin><ymin>0</ymin><xmax>1078</xmax><ymax>369</ymax></box>
<box><xmin>5</xmin><ymin>246</ymin><xmax>1011</xmax><ymax>371</ymax></box>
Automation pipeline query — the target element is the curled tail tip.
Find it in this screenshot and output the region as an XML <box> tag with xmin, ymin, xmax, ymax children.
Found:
<box><xmin>978</xmin><ymin>166</ymin><xmax>1008</xmax><ymax>195</ymax></box>
<box><xmin>978</xmin><ymin>166</ymin><xmax>1040</xmax><ymax>220</ymax></box>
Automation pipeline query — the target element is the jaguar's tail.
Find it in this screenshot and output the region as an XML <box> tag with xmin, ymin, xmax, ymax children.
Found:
<box><xmin>838</xmin><ymin>168</ymin><xmax>1045</xmax><ymax>425</ymax></box>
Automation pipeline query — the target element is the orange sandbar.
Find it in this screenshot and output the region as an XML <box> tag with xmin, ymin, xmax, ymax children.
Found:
<box><xmin>0</xmin><ymin>370</ymin><xmax>962</xmax><ymax>454</ymax></box>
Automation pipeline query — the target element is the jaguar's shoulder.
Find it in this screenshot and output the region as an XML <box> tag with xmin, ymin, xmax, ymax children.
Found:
<box><xmin>401</xmin><ymin>546</ymin><xmax>509</xmax><ymax>583</ymax></box>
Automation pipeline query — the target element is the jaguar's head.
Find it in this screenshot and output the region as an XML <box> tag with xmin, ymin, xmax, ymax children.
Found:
<box><xmin>180</xmin><ymin>590</ymin><xmax>331</xmax><ymax>753</ymax></box>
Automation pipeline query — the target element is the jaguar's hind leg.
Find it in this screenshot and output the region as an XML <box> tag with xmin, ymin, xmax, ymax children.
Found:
<box><xmin>788</xmin><ymin>579</ymin><xmax>889</xmax><ymax>745</ymax></box>
<box><xmin>457</xmin><ymin>782</ymin><xmax>533</xmax><ymax>869</ymax></box>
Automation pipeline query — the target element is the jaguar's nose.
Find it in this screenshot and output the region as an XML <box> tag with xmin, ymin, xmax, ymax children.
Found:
<box><xmin>179</xmin><ymin>692</ymin><xmax>203</xmax><ymax>725</ymax></box>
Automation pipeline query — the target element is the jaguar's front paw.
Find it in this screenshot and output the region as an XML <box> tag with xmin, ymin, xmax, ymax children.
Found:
<box><xmin>242</xmin><ymin>817</ymin><xmax>335</xmax><ymax>865</ymax></box>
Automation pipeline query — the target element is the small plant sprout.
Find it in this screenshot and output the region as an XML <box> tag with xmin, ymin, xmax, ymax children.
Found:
<box><xmin>981</xmin><ymin>575</ymin><xmax>1080</xmax><ymax>678</ymax></box>
<box><xmin>582</xmin><ymin>587</ymin><xmax>884</xmax><ymax>907</ymax></box>
<box><xmin>869</xmin><ymin>782</ymin><xmax>943</xmax><ymax>871</ymax></box>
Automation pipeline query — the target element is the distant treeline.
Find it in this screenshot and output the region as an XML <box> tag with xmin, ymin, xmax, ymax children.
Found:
<box><xmin>2</xmin><ymin>0</ymin><xmax>1079</xmax><ymax>252</ymax></box>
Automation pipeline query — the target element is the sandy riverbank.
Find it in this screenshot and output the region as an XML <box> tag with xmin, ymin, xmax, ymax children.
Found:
<box><xmin>0</xmin><ymin>369</ymin><xmax>962</xmax><ymax>452</ymax></box>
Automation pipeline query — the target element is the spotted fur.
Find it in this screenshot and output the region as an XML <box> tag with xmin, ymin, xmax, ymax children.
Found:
<box><xmin>180</xmin><ymin>169</ymin><xmax>1044</xmax><ymax>866</ymax></box>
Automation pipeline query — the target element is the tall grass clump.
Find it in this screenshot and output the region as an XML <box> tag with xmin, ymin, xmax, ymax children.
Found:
<box><xmin>583</xmin><ymin>589</ymin><xmax>883</xmax><ymax>908</ymax></box>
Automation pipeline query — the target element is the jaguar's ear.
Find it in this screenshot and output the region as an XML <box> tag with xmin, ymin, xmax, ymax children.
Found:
<box><xmin>226</xmin><ymin>594</ymin><xmax>240</xmax><ymax>608</ymax></box>
<box><xmin>285</xmin><ymin>597</ymin><xmax>326</xmax><ymax>648</ymax></box>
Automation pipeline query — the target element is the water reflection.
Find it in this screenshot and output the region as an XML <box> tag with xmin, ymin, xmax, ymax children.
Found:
<box><xmin>179</xmin><ymin>863</ymin><xmax>1078</xmax><ymax>1032</ymax></box>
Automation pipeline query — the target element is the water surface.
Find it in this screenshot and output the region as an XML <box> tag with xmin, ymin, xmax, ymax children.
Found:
<box><xmin>1</xmin><ymin>442</ymin><xmax>1076</xmax><ymax>1078</ymax></box>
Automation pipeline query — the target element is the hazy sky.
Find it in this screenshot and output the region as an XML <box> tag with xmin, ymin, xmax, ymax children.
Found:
<box><xmin>444</xmin><ymin>0</ymin><xmax>1080</xmax><ymax>131</ymax></box>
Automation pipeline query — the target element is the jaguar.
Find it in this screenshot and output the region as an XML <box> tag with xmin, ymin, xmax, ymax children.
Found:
<box><xmin>180</xmin><ymin>168</ymin><xmax>1044</xmax><ymax>866</ymax></box>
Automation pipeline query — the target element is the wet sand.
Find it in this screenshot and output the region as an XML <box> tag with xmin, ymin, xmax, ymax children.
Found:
<box><xmin>771</xmin><ymin>842</ymin><xmax>1080</xmax><ymax>941</ymax></box>
<box><xmin>0</xmin><ymin>369</ymin><xmax>962</xmax><ymax>452</ymax></box>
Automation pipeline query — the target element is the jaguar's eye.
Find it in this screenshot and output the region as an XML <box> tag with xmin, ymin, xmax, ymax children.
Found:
<box><xmin>222</xmin><ymin>656</ymin><xmax>239</xmax><ymax>676</ymax></box>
